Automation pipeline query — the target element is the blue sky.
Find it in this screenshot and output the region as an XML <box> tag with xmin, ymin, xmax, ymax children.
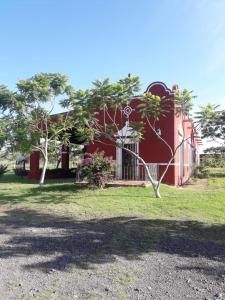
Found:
<box><xmin>1</xmin><ymin>0</ymin><xmax>225</xmax><ymax>114</ymax></box>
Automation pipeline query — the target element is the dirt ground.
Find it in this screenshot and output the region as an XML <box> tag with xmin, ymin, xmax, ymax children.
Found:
<box><xmin>0</xmin><ymin>207</ymin><xmax>224</xmax><ymax>300</ymax></box>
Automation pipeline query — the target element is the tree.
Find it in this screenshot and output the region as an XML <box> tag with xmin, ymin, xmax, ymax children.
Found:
<box><xmin>197</xmin><ymin>104</ymin><xmax>225</xmax><ymax>149</ymax></box>
<box><xmin>68</xmin><ymin>76</ymin><xmax>196</xmax><ymax>198</ymax></box>
<box><xmin>0</xmin><ymin>84</ymin><xmax>15</xmax><ymax>112</ymax></box>
<box><xmin>0</xmin><ymin>118</ymin><xmax>6</xmax><ymax>150</ymax></box>
<box><xmin>0</xmin><ymin>85</ymin><xmax>17</xmax><ymax>155</ymax></box>
<box><xmin>12</xmin><ymin>72</ymin><xmax>87</xmax><ymax>185</ymax></box>
<box><xmin>204</xmin><ymin>146</ymin><xmax>225</xmax><ymax>154</ymax></box>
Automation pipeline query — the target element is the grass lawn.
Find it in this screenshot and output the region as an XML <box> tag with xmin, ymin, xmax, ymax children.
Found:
<box><xmin>0</xmin><ymin>169</ymin><xmax>225</xmax><ymax>245</ymax></box>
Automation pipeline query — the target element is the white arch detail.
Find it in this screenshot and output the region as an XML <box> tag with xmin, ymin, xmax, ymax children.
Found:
<box><xmin>145</xmin><ymin>81</ymin><xmax>174</xmax><ymax>96</ymax></box>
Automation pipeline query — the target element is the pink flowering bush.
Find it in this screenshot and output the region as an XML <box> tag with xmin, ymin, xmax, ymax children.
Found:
<box><xmin>81</xmin><ymin>157</ymin><xmax>93</xmax><ymax>166</ymax></box>
<box><xmin>79</xmin><ymin>151</ymin><xmax>114</xmax><ymax>188</ymax></box>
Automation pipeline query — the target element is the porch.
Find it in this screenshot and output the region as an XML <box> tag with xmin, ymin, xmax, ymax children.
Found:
<box><xmin>29</xmin><ymin>147</ymin><xmax>159</xmax><ymax>182</ymax></box>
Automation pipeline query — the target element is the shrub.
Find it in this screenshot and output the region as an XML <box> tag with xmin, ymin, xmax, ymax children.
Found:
<box><xmin>0</xmin><ymin>164</ymin><xmax>7</xmax><ymax>177</ymax></box>
<box><xmin>78</xmin><ymin>152</ymin><xmax>114</xmax><ymax>188</ymax></box>
<box><xmin>201</xmin><ymin>154</ymin><xmax>225</xmax><ymax>168</ymax></box>
<box><xmin>193</xmin><ymin>165</ymin><xmax>210</xmax><ymax>179</ymax></box>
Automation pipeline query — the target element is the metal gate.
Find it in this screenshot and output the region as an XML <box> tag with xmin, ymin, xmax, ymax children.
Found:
<box><xmin>122</xmin><ymin>143</ymin><xmax>138</xmax><ymax>180</ymax></box>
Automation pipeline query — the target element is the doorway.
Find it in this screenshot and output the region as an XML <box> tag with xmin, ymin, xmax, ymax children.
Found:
<box><xmin>121</xmin><ymin>143</ymin><xmax>138</xmax><ymax>180</ymax></box>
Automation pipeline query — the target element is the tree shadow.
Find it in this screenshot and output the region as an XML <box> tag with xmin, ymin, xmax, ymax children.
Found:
<box><xmin>210</xmin><ymin>173</ymin><xmax>225</xmax><ymax>178</ymax></box>
<box><xmin>0</xmin><ymin>184</ymin><xmax>154</xmax><ymax>205</ymax></box>
<box><xmin>176</xmin><ymin>264</ymin><xmax>225</xmax><ymax>279</ymax></box>
<box><xmin>0</xmin><ymin>173</ymin><xmax>34</xmax><ymax>184</ymax></box>
<box><xmin>0</xmin><ymin>173</ymin><xmax>78</xmax><ymax>185</ymax></box>
<box><xmin>0</xmin><ymin>208</ymin><xmax>224</xmax><ymax>275</ymax></box>
<box><xmin>0</xmin><ymin>183</ymin><xmax>89</xmax><ymax>205</ymax></box>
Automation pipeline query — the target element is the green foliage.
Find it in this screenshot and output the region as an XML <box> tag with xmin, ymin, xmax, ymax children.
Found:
<box><xmin>5</xmin><ymin>73</ymin><xmax>74</xmax><ymax>155</ymax></box>
<box><xmin>0</xmin><ymin>118</ymin><xmax>7</xmax><ymax>148</ymax></box>
<box><xmin>68</xmin><ymin>76</ymin><xmax>141</xmax><ymax>122</ymax></box>
<box><xmin>5</xmin><ymin>72</ymin><xmax>86</xmax><ymax>184</ymax></box>
<box><xmin>79</xmin><ymin>152</ymin><xmax>114</xmax><ymax>188</ymax></box>
<box><xmin>0</xmin><ymin>85</ymin><xmax>18</xmax><ymax>150</ymax></box>
<box><xmin>128</xmin><ymin>121</ymin><xmax>144</xmax><ymax>141</ymax></box>
<box><xmin>0</xmin><ymin>85</ymin><xmax>16</xmax><ymax>112</ymax></box>
<box><xmin>71</xmin><ymin>126</ymin><xmax>94</xmax><ymax>145</ymax></box>
<box><xmin>197</xmin><ymin>103</ymin><xmax>217</xmax><ymax>121</ymax></box>
<box><xmin>174</xmin><ymin>89</ymin><xmax>195</xmax><ymax>116</ymax></box>
<box><xmin>138</xmin><ymin>92</ymin><xmax>168</xmax><ymax>119</ymax></box>
<box><xmin>196</xmin><ymin>104</ymin><xmax>225</xmax><ymax>143</ymax></box>
<box><xmin>68</xmin><ymin>76</ymin><xmax>196</xmax><ymax>198</ymax></box>
<box><xmin>204</xmin><ymin>146</ymin><xmax>225</xmax><ymax>154</ymax></box>
<box><xmin>16</xmin><ymin>73</ymin><xmax>71</xmax><ymax>103</ymax></box>
<box><xmin>89</xmin><ymin>76</ymin><xmax>141</xmax><ymax>110</ymax></box>
<box><xmin>104</xmin><ymin>123</ymin><xmax>119</xmax><ymax>137</ymax></box>
<box><xmin>8</xmin><ymin>117</ymin><xmax>39</xmax><ymax>154</ymax></box>
<box><xmin>193</xmin><ymin>165</ymin><xmax>210</xmax><ymax>179</ymax></box>
<box><xmin>0</xmin><ymin>164</ymin><xmax>7</xmax><ymax>177</ymax></box>
<box><xmin>1</xmin><ymin>72</ymin><xmax>94</xmax><ymax>185</ymax></box>
<box><xmin>68</xmin><ymin>77</ymin><xmax>196</xmax><ymax>147</ymax></box>
<box><xmin>201</xmin><ymin>154</ymin><xmax>225</xmax><ymax>168</ymax></box>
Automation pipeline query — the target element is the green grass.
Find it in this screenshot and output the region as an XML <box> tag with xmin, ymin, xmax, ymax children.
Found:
<box><xmin>0</xmin><ymin>169</ymin><xmax>224</xmax><ymax>247</ymax></box>
<box><xmin>0</xmin><ymin>171</ymin><xmax>225</xmax><ymax>223</ymax></box>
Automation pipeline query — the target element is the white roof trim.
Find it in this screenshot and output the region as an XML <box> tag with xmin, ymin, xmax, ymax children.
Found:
<box><xmin>115</xmin><ymin>121</ymin><xmax>138</xmax><ymax>138</ymax></box>
<box><xmin>145</xmin><ymin>81</ymin><xmax>174</xmax><ymax>96</ymax></box>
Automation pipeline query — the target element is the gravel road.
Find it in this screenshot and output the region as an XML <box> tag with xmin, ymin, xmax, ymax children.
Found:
<box><xmin>0</xmin><ymin>208</ymin><xmax>224</xmax><ymax>300</ymax></box>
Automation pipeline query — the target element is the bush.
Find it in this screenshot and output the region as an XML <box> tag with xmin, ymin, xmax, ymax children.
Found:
<box><xmin>193</xmin><ymin>165</ymin><xmax>210</xmax><ymax>179</ymax></box>
<box><xmin>201</xmin><ymin>155</ymin><xmax>225</xmax><ymax>168</ymax></box>
<box><xmin>0</xmin><ymin>164</ymin><xmax>7</xmax><ymax>177</ymax></box>
<box><xmin>78</xmin><ymin>152</ymin><xmax>114</xmax><ymax>188</ymax></box>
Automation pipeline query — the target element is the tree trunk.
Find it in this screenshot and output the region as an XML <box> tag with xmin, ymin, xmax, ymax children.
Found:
<box><xmin>122</xmin><ymin>147</ymin><xmax>161</xmax><ymax>198</ymax></box>
<box><xmin>153</xmin><ymin>185</ymin><xmax>161</xmax><ymax>198</ymax></box>
<box><xmin>56</xmin><ymin>159</ymin><xmax>61</xmax><ymax>169</ymax></box>
<box><xmin>39</xmin><ymin>140</ymin><xmax>48</xmax><ymax>186</ymax></box>
<box><xmin>140</xmin><ymin>157</ymin><xmax>161</xmax><ymax>198</ymax></box>
<box><xmin>39</xmin><ymin>156</ymin><xmax>48</xmax><ymax>186</ymax></box>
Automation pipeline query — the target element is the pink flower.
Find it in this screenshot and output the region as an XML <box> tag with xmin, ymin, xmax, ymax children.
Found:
<box><xmin>81</xmin><ymin>157</ymin><xmax>93</xmax><ymax>166</ymax></box>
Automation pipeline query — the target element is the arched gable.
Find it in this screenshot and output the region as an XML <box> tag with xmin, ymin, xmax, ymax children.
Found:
<box><xmin>145</xmin><ymin>81</ymin><xmax>174</xmax><ymax>98</ymax></box>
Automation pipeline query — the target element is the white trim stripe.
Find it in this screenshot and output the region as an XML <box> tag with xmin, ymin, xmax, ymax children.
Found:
<box><xmin>138</xmin><ymin>163</ymin><xmax>191</xmax><ymax>167</ymax></box>
<box><xmin>138</xmin><ymin>163</ymin><xmax>179</xmax><ymax>166</ymax></box>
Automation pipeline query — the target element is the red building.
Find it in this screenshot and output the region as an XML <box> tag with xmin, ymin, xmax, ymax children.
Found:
<box><xmin>29</xmin><ymin>81</ymin><xmax>201</xmax><ymax>186</ymax></box>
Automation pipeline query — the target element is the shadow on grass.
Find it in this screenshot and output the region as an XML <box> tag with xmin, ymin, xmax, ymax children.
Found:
<box><xmin>0</xmin><ymin>173</ymin><xmax>77</xmax><ymax>185</ymax></box>
<box><xmin>0</xmin><ymin>183</ymin><xmax>89</xmax><ymax>205</ymax></box>
<box><xmin>0</xmin><ymin>173</ymin><xmax>34</xmax><ymax>184</ymax></box>
<box><xmin>0</xmin><ymin>208</ymin><xmax>224</xmax><ymax>276</ymax></box>
<box><xmin>210</xmin><ymin>173</ymin><xmax>225</xmax><ymax>178</ymax></box>
<box><xmin>0</xmin><ymin>183</ymin><xmax>154</xmax><ymax>205</ymax></box>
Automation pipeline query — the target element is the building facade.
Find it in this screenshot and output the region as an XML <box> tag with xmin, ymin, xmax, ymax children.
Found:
<box><xmin>28</xmin><ymin>81</ymin><xmax>201</xmax><ymax>185</ymax></box>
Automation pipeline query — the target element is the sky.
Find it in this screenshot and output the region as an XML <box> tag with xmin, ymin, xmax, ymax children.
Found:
<box><xmin>0</xmin><ymin>0</ymin><xmax>225</xmax><ymax>150</ymax></box>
